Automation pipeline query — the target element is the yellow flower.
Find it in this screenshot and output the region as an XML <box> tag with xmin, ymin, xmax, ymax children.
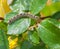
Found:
<box><xmin>8</xmin><ymin>37</ymin><xmax>18</xmax><ymax>49</ymax></box>
<box><xmin>0</xmin><ymin>0</ymin><xmax>11</xmax><ymax>18</ymax></box>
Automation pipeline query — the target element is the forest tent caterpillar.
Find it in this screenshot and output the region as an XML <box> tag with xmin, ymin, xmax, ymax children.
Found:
<box><xmin>8</xmin><ymin>13</ymin><xmax>39</xmax><ymax>24</ymax></box>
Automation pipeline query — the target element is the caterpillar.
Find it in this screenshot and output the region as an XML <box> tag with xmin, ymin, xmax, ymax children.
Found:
<box><xmin>8</xmin><ymin>13</ymin><xmax>39</xmax><ymax>24</ymax></box>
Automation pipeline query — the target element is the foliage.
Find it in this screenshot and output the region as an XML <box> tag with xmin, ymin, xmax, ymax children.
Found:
<box><xmin>0</xmin><ymin>0</ymin><xmax>60</xmax><ymax>49</ymax></box>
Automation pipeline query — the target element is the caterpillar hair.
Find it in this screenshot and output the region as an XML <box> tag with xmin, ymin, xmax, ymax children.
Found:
<box><xmin>8</xmin><ymin>13</ymin><xmax>39</xmax><ymax>24</ymax></box>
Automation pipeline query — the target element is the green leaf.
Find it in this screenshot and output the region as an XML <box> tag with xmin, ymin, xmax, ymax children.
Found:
<box><xmin>40</xmin><ymin>4</ymin><xmax>57</xmax><ymax>16</ymax></box>
<box><xmin>10</xmin><ymin>0</ymin><xmax>32</xmax><ymax>13</ymax></box>
<box><xmin>20</xmin><ymin>40</ymin><xmax>47</xmax><ymax>49</ymax></box>
<box><xmin>45</xmin><ymin>18</ymin><xmax>60</xmax><ymax>28</ymax></box>
<box><xmin>30</xmin><ymin>19</ymin><xmax>36</xmax><ymax>26</ymax></box>
<box><xmin>41</xmin><ymin>1</ymin><xmax>60</xmax><ymax>16</ymax></box>
<box><xmin>30</xmin><ymin>44</ymin><xmax>47</xmax><ymax>49</ymax></box>
<box><xmin>36</xmin><ymin>18</ymin><xmax>60</xmax><ymax>49</ymax></box>
<box><xmin>52</xmin><ymin>0</ymin><xmax>60</xmax><ymax>3</ymax></box>
<box><xmin>0</xmin><ymin>23</ymin><xmax>9</xmax><ymax>49</ymax></box>
<box><xmin>4</xmin><ymin>11</ymin><xmax>31</xmax><ymax>35</ymax></box>
<box><xmin>51</xmin><ymin>12</ymin><xmax>60</xmax><ymax>19</ymax></box>
<box><xmin>0</xmin><ymin>30</ymin><xmax>9</xmax><ymax>49</ymax></box>
<box><xmin>21</xmin><ymin>40</ymin><xmax>33</xmax><ymax>49</ymax></box>
<box><xmin>52</xmin><ymin>0</ymin><xmax>60</xmax><ymax>12</ymax></box>
<box><xmin>30</xmin><ymin>0</ymin><xmax>47</xmax><ymax>15</ymax></box>
<box><xmin>0</xmin><ymin>22</ymin><xmax>7</xmax><ymax>32</ymax></box>
<box><xmin>28</xmin><ymin>30</ymin><xmax>40</xmax><ymax>44</ymax></box>
<box><xmin>19</xmin><ymin>0</ymin><xmax>32</xmax><ymax>11</ymax></box>
<box><xmin>53</xmin><ymin>2</ymin><xmax>60</xmax><ymax>11</ymax></box>
<box><xmin>10</xmin><ymin>0</ymin><xmax>20</xmax><ymax>12</ymax></box>
<box><xmin>7</xmin><ymin>18</ymin><xmax>31</xmax><ymax>35</ymax></box>
<box><xmin>4</xmin><ymin>11</ymin><xmax>18</xmax><ymax>23</ymax></box>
